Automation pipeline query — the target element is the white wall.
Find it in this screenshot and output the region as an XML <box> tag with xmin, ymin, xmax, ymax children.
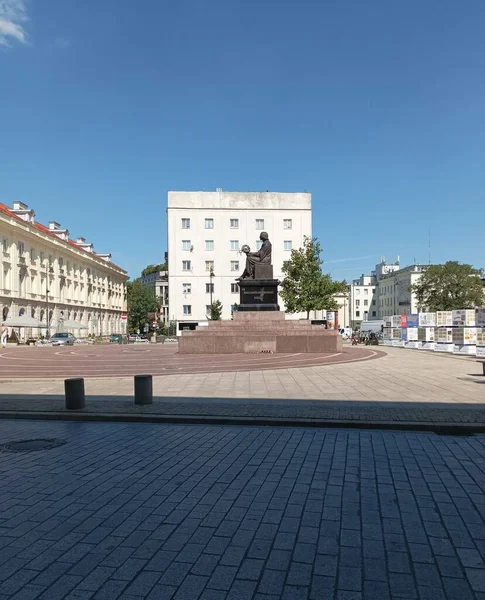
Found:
<box><xmin>167</xmin><ymin>191</ymin><xmax>312</xmax><ymax>326</ymax></box>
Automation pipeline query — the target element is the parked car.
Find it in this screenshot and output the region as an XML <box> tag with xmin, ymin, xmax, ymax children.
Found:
<box><xmin>128</xmin><ymin>334</ymin><xmax>149</xmax><ymax>344</ymax></box>
<box><xmin>110</xmin><ymin>334</ymin><xmax>128</xmax><ymax>344</ymax></box>
<box><xmin>49</xmin><ymin>332</ymin><xmax>76</xmax><ymax>346</ymax></box>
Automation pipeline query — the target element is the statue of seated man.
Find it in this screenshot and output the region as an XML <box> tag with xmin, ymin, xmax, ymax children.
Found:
<box><xmin>237</xmin><ymin>232</ymin><xmax>272</xmax><ymax>280</ymax></box>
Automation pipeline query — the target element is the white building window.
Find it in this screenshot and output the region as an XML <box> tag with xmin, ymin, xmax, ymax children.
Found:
<box><xmin>364</xmin><ymin>289</ymin><xmax>368</xmax><ymax>295</ymax></box>
<box><xmin>356</xmin><ymin>299</ymin><xmax>360</xmax><ymax>307</ymax></box>
<box><xmin>230</xmin><ymin>219</ymin><xmax>239</xmax><ymax>229</ymax></box>
<box><xmin>182</xmin><ymin>218</ymin><xmax>191</xmax><ymax>229</ymax></box>
<box><xmin>17</xmin><ymin>242</ymin><xmax>25</xmax><ymax>256</ymax></box>
<box><xmin>206</xmin><ymin>240</ymin><xmax>214</xmax><ymax>251</ymax></box>
<box><xmin>255</xmin><ymin>219</ymin><xmax>264</xmax><ymax>230</ymax></box>
<box><xmin>355</xmin><ymin>289</ymin><xmax>360</xmax><ymax>295</ymax></box>
<box><xmin>231</xmin><ymin>261</ymin><xmax>239</xmax><ymax>271</ymax></box>
<box><xmin>182</xmin><ymin>240</ymin><xmax>191</xmax><ymax>251</ymax></box>
<box><xmin>205</xmin><ymin>218</ymin><xmax>214</xmax><ymax>229</ymax></box>
<box><xmin>283</xmin><ymin>241</ymin><xmax>292</xmax><ymax>251</ymax></box>
<box><xmin>205</xmin><ymin>261</ymin><xmax>214</xmax><ymax>271</ymax></box>
<box><xmin>256</xmin><ymin>240</ymin><xmax>262</xmax><ymax>250</ymax></box>
<box><xmin>182</xmin><ymin>260</ymin><xmax>191</xmax><ymax>271</ymax></box>
<box><xmin>230</xmin><ymin>240</ymin><xmax>239</xmax><ymax>251</ymax></box>
<box><xmin>231</xmin><ymin>283</ymin><xmax>239</xmax><ymax>293</ymax></box>
<box><xmin>356</xmin><ymin>310</ymin><xmax>360</xmax><ymax>317</ymax></box>
<box><xmin>182</xmin><ymin>283</ymin><xmax>191</xmax><ymax>294</ymax></box>
<box><xmin>1</xmin><ymin>238</ymin><xmax>8</xmax><ymax>253</ymax></box>
<box><xmin>283</xmin><ymin>219</ymin><xmax>292</xmax><ymax>230</ymax></box>
<box><xmin>206</xmin><ymin>283</ymin><xmax>214</xmax><ymax>293</ymax></box>
<box><xmin>30</xmin><ymin>247</ymin><xmax>35</xmax><ymax>261</ymax></box>
<box><xmin>183</xmin><ymin>305</ymin><xmax>192</xmax><ymax>315</ymax></box>
<box><xmin>364</xmin><ymin>299</ymin><xmax>368</xmax><ymax>306</ymax></box>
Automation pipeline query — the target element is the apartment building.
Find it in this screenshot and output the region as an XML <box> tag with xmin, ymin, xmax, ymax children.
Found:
<box><xmin>140</xmin><ymin>270</ymin><xmax>169</xmax><ymax>323</ymax></box>
<box><xmin>349</xmin><ymin>273</ymin><xmax>378</xmax><ymax>328</ymax></box>
<box><xmin>378</xmin><ymin>264</ymin><xmax>427</xmax><ymax>317</ymax></box>
<box><xmin>0</xmin><ymin>201</ymin><xmax>128</xmax><ymax>339</ymax></box>
<box><xmin>167</xmin><ymin>190</ymin><xmax>312</xmax><ymax>331</ymax></box>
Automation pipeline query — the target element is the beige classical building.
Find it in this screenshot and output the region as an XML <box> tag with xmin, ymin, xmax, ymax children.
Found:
<box><xmin>0</xmin><ymin>201</ymin><xmax>128</xmax><ymax>339</ymax></box>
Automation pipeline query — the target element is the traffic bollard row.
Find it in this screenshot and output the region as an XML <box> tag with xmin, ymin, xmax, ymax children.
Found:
<box><xmin>64</xmin><ymin>374</ymin><xmax>153</xmax><ymax>409</ymax></box>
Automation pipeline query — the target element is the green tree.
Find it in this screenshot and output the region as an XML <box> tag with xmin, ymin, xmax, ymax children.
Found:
<box><xmin>209</xmin><ymin>300</ymin><xmax>223</xmax><ymax>320</ymax></box>
<box><xmin>127</xmin><ymin>280</ymin><xmax>157</xmax><ymax>333</ymax></box>
<box><xmin>411</xmin><ymin>261</ymin><xmax>485</xmax><ymax>311</ymax></box>
<box><xmin>280</xmin><ymin>236</ymin><xmax>348</xmax><ymax>319</ymax></box>
<box><xmin>141</xmin><ymin>263</ymin><xmax>167</xmax><ymax>277</ymax></box>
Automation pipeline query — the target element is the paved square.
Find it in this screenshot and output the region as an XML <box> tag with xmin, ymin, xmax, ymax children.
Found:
<box><xmin>0</xmin><ymin>420</ymin><xmax>484</xmax><ymax>599</ymax></box>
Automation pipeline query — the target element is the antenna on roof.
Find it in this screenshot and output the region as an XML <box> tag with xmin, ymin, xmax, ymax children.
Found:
<box><xmin>428</xmin><ymin>228</ymin><xmax>431</xmax><ymax>264</ymax></box>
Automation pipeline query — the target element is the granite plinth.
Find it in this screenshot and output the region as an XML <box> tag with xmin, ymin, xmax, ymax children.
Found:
<box><xmin>254</xmin><ymin>263</ymin><xmax>273</xmax><ymax>279</ymax></box>
<box><xmin>178</xmin><ymin>311</ymin><xmax>342</xmax><ymax>354</ymax></box>
<box><xmin>238</xmin><ymin>278</ymin><xmax>280</xmax><ymax>312</ymax></box>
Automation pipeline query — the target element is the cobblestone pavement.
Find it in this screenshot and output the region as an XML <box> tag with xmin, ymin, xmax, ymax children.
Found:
<box><xmin>0</xmin><ymin>420</ymin><xmax>484</xmax><ymax>599</ymax></box>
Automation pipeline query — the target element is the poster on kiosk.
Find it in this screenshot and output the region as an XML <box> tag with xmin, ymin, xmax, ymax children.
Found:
<box><xmin>326</xmin><ymin>311</ymin><xmax>336</xmax><ymax>330</ymax></box>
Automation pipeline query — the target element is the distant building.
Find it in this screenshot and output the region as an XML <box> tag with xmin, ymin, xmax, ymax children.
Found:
<box><xmin>140</xmin><ymin>270</ymin><xmax>169</xmax><ymax>323</ymax></box>
<box><xmin>167</xmin><ymin>190</ymin><xmax>312</xmax><ymax>332</ymax></box>
<box><xmin>349</xmin><ymin>273</ymin><xmax>378</xmax><ymax>329</ymax></box>
<box><xmin>347</xmin><ymin>256</ymin><xmax>428</xmax><ymax>326</ymax></box>
<box><xmin>0</xmin><ymin>201</ymin><xmax>127</xmax><ymax>339</ymax></box>
<box><xmin>378</xmin><ymin>263</ymin><xmax>427</xmax><ymax>317</ymax></box>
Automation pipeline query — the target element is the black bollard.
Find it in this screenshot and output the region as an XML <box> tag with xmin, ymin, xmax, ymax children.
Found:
<box><xmin>134</xmin><ymin>374</ymin><xmax>153</xmax><ymax>405</ymax></box>
<box><xmin>65</xmin><ymin>378</ymin><xmax>85</xmax><ymax>410</ymax></box>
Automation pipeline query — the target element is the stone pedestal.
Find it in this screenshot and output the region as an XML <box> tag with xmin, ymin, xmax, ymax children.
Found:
<box><xmin>238</xmin><ymin>279</ymin><xmax>280</xmax><ymax>312</ymax></box>
<box><xmin>178</xmin><ymin>311</ymin><xmax>342</xmax><ymax>354</ymax></box>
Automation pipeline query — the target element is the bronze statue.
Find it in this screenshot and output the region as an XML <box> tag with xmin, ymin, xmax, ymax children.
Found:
<box><xmin>237</xmin><ymin>232</ymin><xmax>272</xmax><ymax>280</ymax></box>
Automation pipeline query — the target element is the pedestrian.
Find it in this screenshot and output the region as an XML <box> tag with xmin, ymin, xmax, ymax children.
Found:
<box><xmin>0</xmin><ymin>326</ymin><xmax>8</xmax><ymax>348</ymax></box>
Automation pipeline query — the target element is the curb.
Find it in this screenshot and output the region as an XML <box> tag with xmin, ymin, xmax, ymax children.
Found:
<box><xmin>0</xmin><ymin>410</ymin><xmax>483</xmax><ymax>435</ymax></box>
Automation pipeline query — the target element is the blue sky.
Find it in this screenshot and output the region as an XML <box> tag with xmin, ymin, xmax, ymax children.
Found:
<box><xmin>1</xmin><ymin>0</ymin><xmax>484</xmax><ymax>281</ymax></box>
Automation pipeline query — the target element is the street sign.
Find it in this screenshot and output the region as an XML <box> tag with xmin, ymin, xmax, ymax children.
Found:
<box><xmin>121</xmin><ymin>313</ymin><xmax>127</xmax><ymax>323</ymax></box>
<box><xmin>152</xmin><ymin>321</ymin><xmax>157</xmax><ymax>327</ymax></box>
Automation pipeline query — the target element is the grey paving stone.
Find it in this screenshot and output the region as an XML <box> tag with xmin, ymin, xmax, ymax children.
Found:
<box><xmin>191</xmin><ymin>554</ymin><xmax>220</xmax><ymax>577</ymax></box>
<box><xmin>226</xmin><ymin>579</ymin><xmax>257</xmax><ymax>600</ymax></box>
<box><xmin>257</xmin><ymin>569</ymin><xmax>286</xmax><ymax>595</ymax></box>
<box><xmin>207</xmin><ymin>566</ymin><xmax>238</xmax><ymax>591</ymax></box>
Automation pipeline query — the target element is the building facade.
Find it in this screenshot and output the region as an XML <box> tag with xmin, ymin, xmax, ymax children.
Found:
<box><xmin>167</xmin><ymin>190</ymin><xmax>312</xmax><ymax>331</ymax></box>
<box><xmin>347</xmin><ymin>257</ymin><xmax>427</xmax><ymax>326</ymax></box>
<box><xmin>378</xmin><ymin>264</ymin><xmax>426</xmax><ymax>317</ymax></box>
<box><xmin>0</xmin><ymin>201</ymin><xmax>128</xmax><ymax>339</ymax></box>
<box><xmin>140</xmin><ymin>270</ymin><xmax>169</xmax><ymax>323</ymax></box>
<box><xmin>349</xmin><ymin>274</ymin><xmax>378</xmax><ymax>328</ymax></box>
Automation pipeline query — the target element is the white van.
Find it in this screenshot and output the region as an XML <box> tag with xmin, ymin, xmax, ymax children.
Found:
<box><xmin>339</xmin><ymin>326</ymin><xmax>353</xmax><ymax>339</ymax></box>
<box><xmin>359</xmin><ymin>320</ymin><xmax>385</xmax><ymax>334</ymax></box>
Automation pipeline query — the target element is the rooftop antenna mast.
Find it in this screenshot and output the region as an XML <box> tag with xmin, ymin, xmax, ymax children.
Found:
<box><xmin>428</xmin><ymin>228</ymin><xmax>431</xmax><ymax>264</ymax></box>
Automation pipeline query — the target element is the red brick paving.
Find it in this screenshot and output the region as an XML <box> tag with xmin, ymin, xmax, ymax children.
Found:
<box><xmin>0</xmin><ymin>344</ymin><xmax>383</xmax><ymax>379</ymax></box>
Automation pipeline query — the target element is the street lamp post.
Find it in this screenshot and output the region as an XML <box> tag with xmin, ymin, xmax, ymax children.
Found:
<box><xmin>45</xmin><ymin>262</ymin><xmax>53</xmax><ymax>338</ymax></box>
<box><xmin>209</xmin><ymin>270</ymin><xmax>214</xmax><ymax>316</ymax></box>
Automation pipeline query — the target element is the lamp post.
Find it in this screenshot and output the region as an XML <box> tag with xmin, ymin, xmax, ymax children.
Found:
<box><xmin>45</xmin><ymin>262</ymin><xmax>53</xmax><ymax>338</ymax></box>
<box><xmin>209</xmin><ymin>270</ymin><xmax>214</xmax><ymax>315</ymax></box>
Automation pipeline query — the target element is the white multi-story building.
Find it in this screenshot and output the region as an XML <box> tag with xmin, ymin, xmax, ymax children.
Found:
<box><xmin>167</xmin><ymin>190</ymin><xmax>312</xmax><ymax>332</ymax></box>
<box><xmin>0</xmin><ymin>201</ymin><xmax>128</xmax><ymax>339</ymax></box>
<box><xmin>378</xmin><ymin>264</ymin><xmax>427</xmax><ymax>317</ymax></box>
<box><xmin>349</xmin><ymin>274</ymin><xmax>378</xmax><ymax>328</ymax></box>
<box><xmin>347</xmin><ymin>257</ymin><xmax>427</xmax><ymax>325</ymax></box>
<box><xmin>140</xmin><ymin>270</ymin><xmax>169</xmax><ymax>323</ymax></box>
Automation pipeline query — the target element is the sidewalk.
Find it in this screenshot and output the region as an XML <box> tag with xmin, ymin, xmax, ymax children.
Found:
<box><xmin>0</xmin><ymin>420</ymin><xmax>484</xmax><ymax>600</ymax></box>
<box><xmin>0</xmin><ymin>347</ymin><xmax>484</xmax><ymax>432</ymax></box>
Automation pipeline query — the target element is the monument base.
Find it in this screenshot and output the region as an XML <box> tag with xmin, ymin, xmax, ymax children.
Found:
<box><xmin>238</xmin><ymin>278</ymin><xmax>280</xmax><ymax>312</ymax></box>
<box><xmin>178</xmin><ymin>311</ymin><xmax>342</xmax><ymax>354</ymax></box>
